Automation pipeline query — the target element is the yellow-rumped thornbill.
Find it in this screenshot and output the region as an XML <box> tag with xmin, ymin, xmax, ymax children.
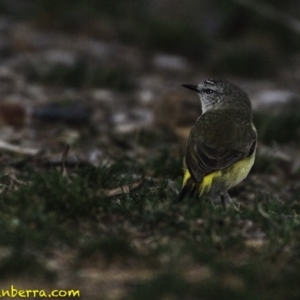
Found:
<box><xmin>175</xmin><ymin>79</ymin><xmax>257</xmax><ymax>209</ymax></box>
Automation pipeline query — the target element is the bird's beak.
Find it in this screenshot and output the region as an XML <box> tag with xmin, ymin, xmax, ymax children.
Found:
<box><xmin>181</xmin><ymin>84</ymin><xmax>199</xmax><ymax>93</ymax></box>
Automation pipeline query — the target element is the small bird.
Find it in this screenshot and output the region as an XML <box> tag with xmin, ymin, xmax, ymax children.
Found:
<box><xmin>176</xmin><ymin>79</ymin><xmax>257</xmax><ymax>208</ymax></box>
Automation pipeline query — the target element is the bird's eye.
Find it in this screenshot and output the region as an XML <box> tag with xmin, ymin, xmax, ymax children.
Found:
<box><xmin>203</xmin><ymin>88</ymin><xmax>214</xmax><ymax>95</ymax></box>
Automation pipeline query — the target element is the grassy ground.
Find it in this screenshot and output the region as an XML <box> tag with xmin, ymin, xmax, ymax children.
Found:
<box><xmin>1</xmin><ymin>146</ymin><xmax>300</xmax><ymax>299</ymax></box>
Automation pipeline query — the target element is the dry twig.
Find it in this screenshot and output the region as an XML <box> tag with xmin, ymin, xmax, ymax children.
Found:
<box><xmin>0</xmin><ymin>140</ymin><xmax>41</xmax><ymax>156</ymax></box>
<box><xmin>96</xmin><ymin>176</ymin><xmax>144</xmax><ymax>197</ymax></box>
<box><xmin>62</xmin><ymin>144</ymin><xmax>71</xmax><ymax>182</ymax></box>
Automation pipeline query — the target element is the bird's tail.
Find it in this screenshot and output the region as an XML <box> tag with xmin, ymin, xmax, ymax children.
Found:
<box><xmin>174</xmin><ymin>178</ymin><xmax>198</xmax><ymax>202</ymax></box>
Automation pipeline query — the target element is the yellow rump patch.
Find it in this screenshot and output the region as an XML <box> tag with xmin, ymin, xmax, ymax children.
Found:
<box><xmin>182</xmin><ymin>169</ymin><xmax>221</xmax><ymax>195</ymax></box>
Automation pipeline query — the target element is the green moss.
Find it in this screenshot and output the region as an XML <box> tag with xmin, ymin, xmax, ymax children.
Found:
<box><xmin>124</xmin><ymin>273</ymin><xmax>193</xmax><ymax>300</ymax></box>
<box><xmin>146</xmin><ymin>148</ymin><xmax>183</xmax><ymax>179</ymax></box>
<box><xmin>78</xmin><ymin>235</ymin><xmax>136</xmax><ymax>264</ymax></box>
<box><xmin>0</xmin><ymin>155</ymin><xmax>299</xmax><ymax>297</ymax></box>
<box><xmin>0</xmin><ymin>252</ymin><xmax>55</xmax><ymax>280</ymax></box>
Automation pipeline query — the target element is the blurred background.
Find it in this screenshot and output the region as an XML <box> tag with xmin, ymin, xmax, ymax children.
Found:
<box><xmin>0</xmin><ymin>0</ymin><xmax>299</xmax><ymax>173</ymax></box>
<box><xmin>1</xmin><ymin>0</ymin><xmax>300</xmax><ymax>141</ymax></box>
<box><xmin>1</xmin><ymin>1</ymin><xmax>300</xmax><ymax>298</ymax></box>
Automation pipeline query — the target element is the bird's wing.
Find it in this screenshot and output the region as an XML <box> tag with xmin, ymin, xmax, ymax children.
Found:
<box><xmin>186</xmin><ymin>123</ymin><xmax>257</xmax><ymax>183</ymax></box>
